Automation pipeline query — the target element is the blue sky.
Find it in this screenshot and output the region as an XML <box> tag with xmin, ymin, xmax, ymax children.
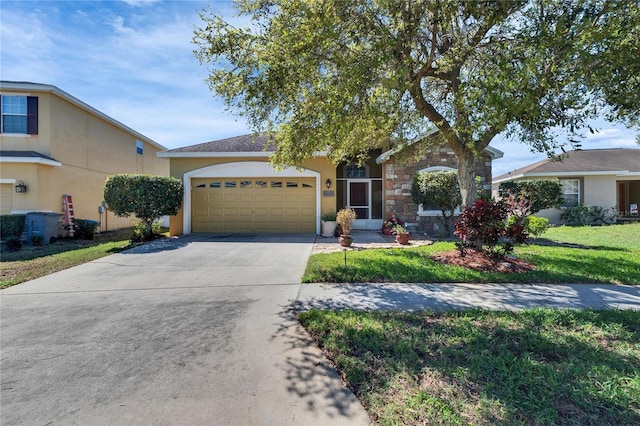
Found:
<box><xmin>1</xmin><ymin>0</ymin><xmax>637</xmax><ymax>176</ymax></box>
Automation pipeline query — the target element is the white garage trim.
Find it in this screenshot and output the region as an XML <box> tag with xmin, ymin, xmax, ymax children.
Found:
<box><xmin>182</xmin><ymin>161</ymin><xmax>321</xmax><ymax>234</ymax></box>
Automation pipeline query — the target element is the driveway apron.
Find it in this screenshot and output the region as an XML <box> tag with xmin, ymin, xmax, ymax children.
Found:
<box><xmin>0</xmin><ymin>234</ymin><xmax>371</xmax><ymax>426</ymax></box>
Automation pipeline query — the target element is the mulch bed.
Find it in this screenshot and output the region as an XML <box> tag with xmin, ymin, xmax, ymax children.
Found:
<box><xmin>432</xmin><ymin>249</ymin><xmax>535</xmax><ymax>273</ymax></box>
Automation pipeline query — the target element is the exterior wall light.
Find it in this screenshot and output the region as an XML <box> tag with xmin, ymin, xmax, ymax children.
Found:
<box><xmin>325</xmin><ymin>178</ymin><xmax>331</xmax><ymax>189</ymax></box>
<box><xmin>15</xmin><ymin>180</ymin><xmax>27</xmax><ymax>193</ymax></box>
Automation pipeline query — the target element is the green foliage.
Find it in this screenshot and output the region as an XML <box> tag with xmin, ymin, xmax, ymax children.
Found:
<box><xmin>193</xmin><ymin>1</ymin><xmax>633</xmax><ymax>207</ymax></box>
<box><xmin>1</xmin><ymin>214</ymin><xmax>26</xmax><ymax>239</ymax></box>
<box><xmin>525</xmin><ymin>216</ymin><xmax>550</xmax><ymax>237</ymax></box>
<box><xmin>104</xmin><ymin>174</ymin><xmax>182</xmax><ymax>239</ymax></box>
<box><xmin>498</xmin><ymin>180</ymin><xmax>563</xmax><ymax>214</ymax></box>
<box><xmin>321</xmin><ymin>212</ymin><xmax>337</xmax><ymax>221</ymax></box>
<box><xmin>74</xmin><ymin>219</ymin><xmax>99</xmax><ymax>240</ymax></box>
<box><xmin>454</xmin><ymin>199</ymin><xmax>528</xmax><ymax>257</ymax></box>
<box><xmin>131</xmin><ymin>221</ymin><xmax>162</xmax><ymax>242</ymax></box>
<box><xmin>412</xmin><ymin>171</ymin><xmax>461</xmax><ymax>234</ymax></box>
<box><xmin>579</xmin><ymin>3</ymin><xmax>640</xmax><ymax>126</ymax></box>
<box><xmin>563</xmin><ymin>204</ymin><xmax>617</xmax><ymax>226</ymax></box>
<box><xmin>5</xmin><ymin>236</ymin><xmax>22</xmax><ymax>251</ymax></box>
<box><xmin>394</xmin><ymin>225</ymin><xmax>408</xmax><ymax>235</ymax></box>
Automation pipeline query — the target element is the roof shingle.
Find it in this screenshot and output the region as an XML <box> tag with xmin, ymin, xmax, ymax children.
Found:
<box><xmin>494</xmin><ymin>148</ymin><xmax>640</xmax><ymax>182</ymax></box>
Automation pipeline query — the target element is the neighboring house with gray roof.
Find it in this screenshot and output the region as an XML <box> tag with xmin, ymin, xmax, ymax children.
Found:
<box><xmin>159</xmin><ymin>132</ymin><xmax>503</xmax><ymax>236</ymax></box>
<box><xmin>0</xmin><ymin>81</ymin><xmax>168</xmax><ymax>231</ymax></box>
<box><xmin>492</xmin><ymin>148</ymin><xmax>640</xmax><ymax>223</ymax></box>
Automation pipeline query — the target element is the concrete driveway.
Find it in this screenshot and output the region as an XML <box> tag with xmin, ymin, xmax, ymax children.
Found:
<box><xmin>0</xmin><ymin>234</ymin><xmax>371</xmax><ymax>425</ymax></box>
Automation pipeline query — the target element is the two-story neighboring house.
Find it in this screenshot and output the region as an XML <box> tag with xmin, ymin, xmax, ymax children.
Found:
<box><xmin>0</xmin><ymin>81</ymin><xmax>168</xmax><ymax>231</ymax></box>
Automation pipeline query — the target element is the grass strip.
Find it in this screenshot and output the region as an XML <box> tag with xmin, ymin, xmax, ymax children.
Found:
<box><xmin>299</xmin><ymin>308</ymin><xmax>640</xmax><ymax>425</ymax></box>
<box><xmin>1</xmin><ymin>240</ymin><xmax>133</xmax><ymax>288</ymax></box>
<box><xmin>303</xmin><ymin>224</ymin><xmax>640</xmax><ymax>284</ymax></box>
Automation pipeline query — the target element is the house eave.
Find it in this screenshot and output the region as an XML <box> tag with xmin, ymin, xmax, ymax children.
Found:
<box><xmin>0</xmin><ymin>81</ymin><xmax>166</xmax><ymax>152</ymax></box>
<box><xmin>493</xmin><ymin>170</ymin><xmax>634</xmax><ymax>184</ymax></box>
<box><xmin>0</xmin><ymin>156</ymin><xmax>62</xmax><ymax>167</ymax></box>
<box><xmin>158</xmin><ymin>151</ymin><xmax>328</xmax><ymax>159</ymax></box>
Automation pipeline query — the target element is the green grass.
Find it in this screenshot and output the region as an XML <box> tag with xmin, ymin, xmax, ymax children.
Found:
<box><xmin>303</xmin><ymin>223</ymin><xmax>640</xmax><ymax>284</ymax></box>
<box><xmin>1</xmin><ymin>228</ymin><xmax>139</xmax><ymax>288</ymax></box>
<box><xmin>299</xmin><ymin>308</ymin><xmax>640</xmax><ymax>425</ymax></box>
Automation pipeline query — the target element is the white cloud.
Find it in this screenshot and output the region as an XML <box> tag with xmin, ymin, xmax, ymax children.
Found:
<box><xmin>120</xmin><ymin>0</ymin><xmax>161</xmax><ymax>6</ymax></box>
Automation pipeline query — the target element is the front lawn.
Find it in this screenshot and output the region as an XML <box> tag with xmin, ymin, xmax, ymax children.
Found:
<box><xmin>303</xmin><ymin>223</ymin><xmax>640</xmax><ymax>284</ymax></box>
<box><xmin>299</xmin><ymin>308</ymin><xmax>640</xmax><ymax>425</ymax></box>
<box><xmin>1</xmin><ymin>228</ymin><xmax>138</xmax><ymax>288</ymax></box>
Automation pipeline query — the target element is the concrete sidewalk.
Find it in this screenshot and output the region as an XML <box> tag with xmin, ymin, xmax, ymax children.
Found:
<box><xmin>295</xmin><ymin>282</ymin><xmax>640</xmax><ymax>312</ymax></box>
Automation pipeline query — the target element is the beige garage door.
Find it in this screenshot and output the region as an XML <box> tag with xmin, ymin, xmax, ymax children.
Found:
<box><xmin>191</xmin><ymin>177</ymin><xmax>316</xmax><ymax>233</ymax></box>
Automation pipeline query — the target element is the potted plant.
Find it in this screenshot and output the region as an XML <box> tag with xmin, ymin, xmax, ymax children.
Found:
<box><xmin>394</xmin><ymin>224</ymin><xmax>410</xmax><ymax>245</ymax></box>
<box><xmin>320</xmin><ymin>211</ymin><xmax>337</xmax><ymax>237</ymax></box>
<box><xmin>382</xmin><ymin>214</ymin><xmax>403</xmax><ymax>235</ymax></box>
<box><xmin>336</xmin><ymin>208</ymin><xmax>356</xmax><ymax>247</ymax></box>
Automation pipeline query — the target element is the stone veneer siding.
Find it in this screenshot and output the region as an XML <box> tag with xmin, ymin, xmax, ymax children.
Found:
<box><xmin>384</xmin><ymin>146</ymin><xmax>493</xmax><ymax>236</ymax></box>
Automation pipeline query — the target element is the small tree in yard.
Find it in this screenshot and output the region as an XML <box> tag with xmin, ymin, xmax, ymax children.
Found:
<box><xmin>104</xmin><ymin>174</ymin><xmax>183</xmax><ymax>240</ymax></box>
<box><xmin>412</xmin><ymin>171</ymin><xmax>461</xmax><ymax>235</ymax></box>
<box><xmin>454</xmin><ymin>199</ymin><xmax>528</xmax><ymax>258</ymax></box>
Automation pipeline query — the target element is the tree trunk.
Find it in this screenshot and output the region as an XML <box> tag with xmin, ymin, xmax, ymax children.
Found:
<box><xmin>457</xmin><ymin>149</ymin><xmax>477</xmax><ymax>208</ymax></box>
<box><xmin>145</xmin><ymin>219</ymin><xmax>154</xmax><ymax>240</ymax></box>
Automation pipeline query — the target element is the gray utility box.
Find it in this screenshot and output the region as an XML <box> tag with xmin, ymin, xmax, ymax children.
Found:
<box><xmin>25</xmin><ymin>211</ymin><xmax>63</xmax><ymax>244</ymax></box>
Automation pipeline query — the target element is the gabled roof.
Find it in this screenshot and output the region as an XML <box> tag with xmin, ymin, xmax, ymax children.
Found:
<box><xmin>375</xmin><ymin>129</ymin><xmax>504</xmax><ymax>164</ymax></box>
<box><xmin>158</xmin><ymin>133</ymin><xmax>278</xmax><ymax>158</ymax></box>
<box><xmin>493</xmin><ymin>148</ymin><xmax>640</xmax><ymax>184</ymax></box>
<box><xmin>0</xmin><ymin>150</ymin><xmax>61</xmax><ymax>167</ymax></box>
<box><xmin>0</xmin><ymin>81</ymin><xmax>166</xmax><ymax>151</ymax></box>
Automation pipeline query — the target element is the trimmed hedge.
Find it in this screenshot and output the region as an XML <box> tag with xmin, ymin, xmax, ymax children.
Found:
<box><xmin>74</xmin><ymin>219</ymin><xmax>100</xmax><ymax>240</ymax></box>
<box><xmin>1</xmin><ymin>214</ymin><xmax>26</xmax><ymax>239</ymax></box>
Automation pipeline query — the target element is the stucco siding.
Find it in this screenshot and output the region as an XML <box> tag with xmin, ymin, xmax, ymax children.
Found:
<box><xmin>0</xmin><ymin>91</ymin><xmax>52</xmax><ymax>155</ymax></box>
<box><xmin>584</xmin><ymin>175</ymin><xmax>617</xmax><ymax>209</ymax></box>
<box><xmin>1</xmin><ymin>83</ymin><xmax>168</xmax><ymax>232</ymax></box>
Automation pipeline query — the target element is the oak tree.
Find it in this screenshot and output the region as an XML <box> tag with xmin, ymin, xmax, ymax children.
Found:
<box><xmin>194</xmin><ymin>0</ymin><xmax>638</xmax><ymax>206</ymax></box>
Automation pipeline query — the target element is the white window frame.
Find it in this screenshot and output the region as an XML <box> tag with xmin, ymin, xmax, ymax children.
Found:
<box><xmin>416</xmin><ymin>166</ymin><xmax>461</xmax><ymax>217</ymax></box>
<box><xmin>560</xmin><ymin>178</ymin><xmax>580</xmax><ymax>208</ymax></box>
<box><xmin>1</xmin><ymin>95</ymin><xmax>28</xmax><ymax>134</ymax></box>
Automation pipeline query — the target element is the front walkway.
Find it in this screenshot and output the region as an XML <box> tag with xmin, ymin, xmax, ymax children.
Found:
<box><xmin>295</xmin><ymin>282</ymin><xmax>640</xmax><ymax>312</ymax></box>
<box><xmin>312</xmin><ymin>229</ymin><xmax>434</xmax><ymax>254</ymax></box>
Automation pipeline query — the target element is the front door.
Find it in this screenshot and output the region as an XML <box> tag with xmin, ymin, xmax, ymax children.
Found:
<box><xmin>336</xmin><ymin>157</ymin><xmax>384</xmax><ymax>230</ymax></box>
<box><xmin>348</xmin><ymin>181</ymin><xmax>370</xmax><ymax>220</ymax></box>
<box><xmin>618</xmin><ymin>182</ymin><xmax>627</xmax><ymax>214</ymax></box>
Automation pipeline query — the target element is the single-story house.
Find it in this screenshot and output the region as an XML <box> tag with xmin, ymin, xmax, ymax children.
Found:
<box><xmin>159</xmin><ymin>132</ymin><xmax>503</xmax><ymax>235</ymax></box>
<box><xmin>0</xmin><ymin>81</ymin><xmax>169</xmax><ymax>231</ymax></box>
<box><xmin>492</xmin><ymin>148</ymin><xmax>640</xmax><ymax>223</ymax></box>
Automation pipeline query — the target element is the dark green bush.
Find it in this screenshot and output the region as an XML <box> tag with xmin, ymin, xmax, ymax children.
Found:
<box><xmin>563</xmin><ymin>204</ymin><xmax>617</xmax><ymax>226</ymax></box>
<box><xmin>5</xmin><ymin>236</ymin><xmax>22</xmax><ymax>251</ymax></box>
<box><xmin>30</xmin><ymin>234</ymin><xmax>43</xmax><ymax>246</ymax></box>
<box><xmin>74</xmin><ymin>219</ymin><xmax>99</xmax><ymax>240</ymax></box>
<box><xmin>1</xmin><ymin>214</ymin><xmax>26</xmax><ymax>239</ymax></box>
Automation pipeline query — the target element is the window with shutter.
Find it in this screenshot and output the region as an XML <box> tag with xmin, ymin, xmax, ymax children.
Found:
<box><xmin>0</xmin><ymin>95</ymin><xmax>38</xmax><ymax>134</ymax></box>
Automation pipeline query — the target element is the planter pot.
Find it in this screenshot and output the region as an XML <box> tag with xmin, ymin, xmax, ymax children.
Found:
<box><xmin>321</xmin><ymin>220</ymin><xmax>338</xmax><ymax>237</ymax></box>
<box><xmin>382</xmin><ymin>227</ymin><xmax>394</xmax><ymax>235</ymax></box>
<box><xmin>339</xmin><ymin>234</ymin><xmax>353</xmax><ymax>247</ymax></box>
<box><xmin>395</xmin><ymin>233</ymin><xmax>410</xmax><ymax>245</ymax></box>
